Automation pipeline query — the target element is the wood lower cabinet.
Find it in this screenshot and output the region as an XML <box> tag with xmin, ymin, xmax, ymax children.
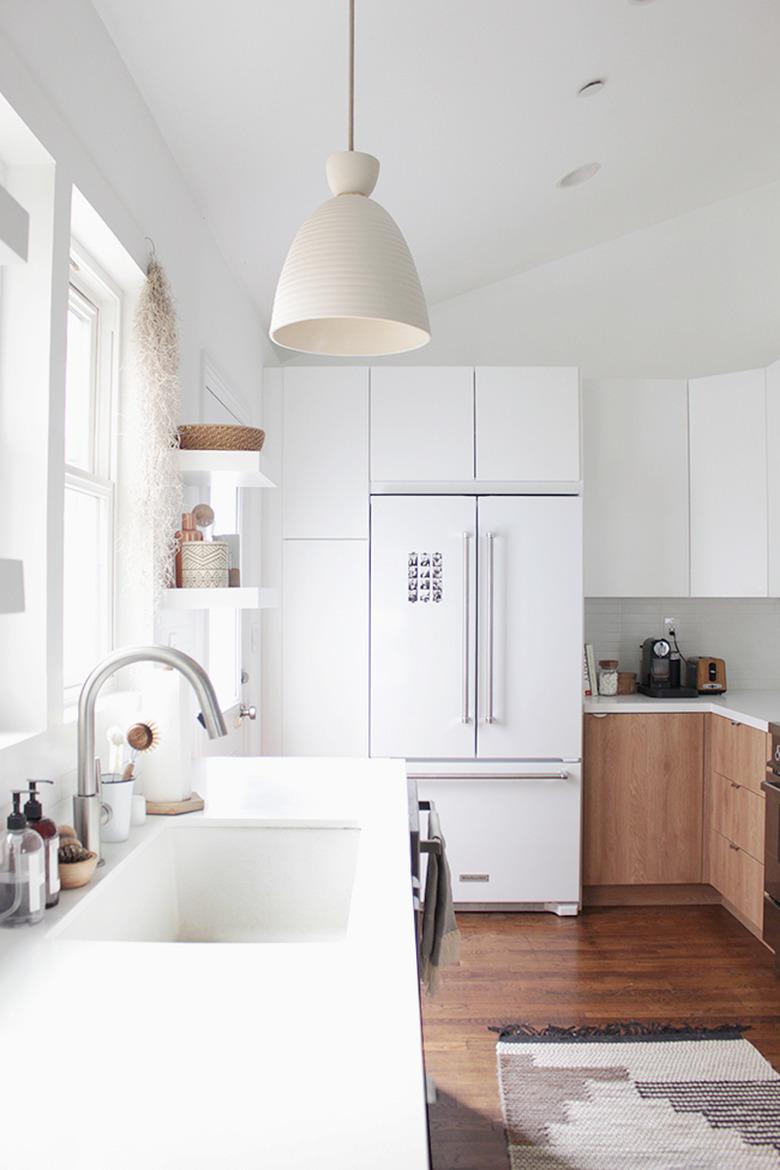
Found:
<box><xmin>710</xmin><ymin>714</ymin><xmax>768</xmax><ymax>796</ymax></box>
<box><xmin>708</xmin><ymin>769</ymin><xmax>765</xmax><ymax>863</ymax></box>
<box><xmin>708</xmin><ymin>827</ymin><xmax>764</xmax><ymax>931</ymax></box>
<box><xmin>584</xmin><ymin>713</ymin><xmax>705</xmax><ymax>885</ymax></box>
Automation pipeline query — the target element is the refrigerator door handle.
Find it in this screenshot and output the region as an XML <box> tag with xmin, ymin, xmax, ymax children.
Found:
<box><xmin>461</xmin><ymin>532</ymin><xmax>471</xmax><ymax>724</ymax></box>
<box><xmin>485</xmin><ymin>531</ymin><xmax>495</xmax><ymax>724</ymax></box>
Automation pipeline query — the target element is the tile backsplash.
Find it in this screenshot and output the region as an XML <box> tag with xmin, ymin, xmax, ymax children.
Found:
<box><xmin>585</xmin><ymin>598</ymin><xmax>780</xmax><ymax>690</ymax></box>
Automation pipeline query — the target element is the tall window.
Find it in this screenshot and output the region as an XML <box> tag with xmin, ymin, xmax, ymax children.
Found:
<box><xmin>62</xmin><ymin>246</ymin><xmax>119</xmax><ymax>700</ymax></box>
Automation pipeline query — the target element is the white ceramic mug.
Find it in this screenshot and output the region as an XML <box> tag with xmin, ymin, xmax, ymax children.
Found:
<box><xmin>101</xmin><ymin>775</ymin><xmax>134</xmax><ymax>843</ymax></box>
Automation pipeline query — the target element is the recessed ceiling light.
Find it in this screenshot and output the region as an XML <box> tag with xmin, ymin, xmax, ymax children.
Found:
<box><xmin>578</xmin><ymin>79</ymin><xmax>606</xmax><ymax>97</ymax></box>
<box><xmin>556</xmin><ymin>162</ymin><xmax>601</xmax><ymax>189</ymax></box>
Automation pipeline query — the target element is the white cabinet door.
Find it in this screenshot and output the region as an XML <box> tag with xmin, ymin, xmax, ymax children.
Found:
<box><xmin>417</xmin><ymin>770</ymin><xmax>582</xmax><ymax>905</ymax></box>
<box><xmin>370</xmin><ymin>367</ymin><xmax>474</xmax><ymax>482</ymax></box>
<box><xmin>477</xmin><ymin>496</ymin><xmax>582</xmax><ymax>760</ymax></box>
<box><xmin>475</xmin><ymin>367</ymin><xmax>580</xmax><ymax>481</ymax></box>
<box><xmin>282</xmin><ymin>540</ymin><xmax>368</xmax><ymax>755</ymax></box>
<box><xmin>370</xmin><ymin>496</ymin><xmax>477</xmax><ymax>759</ymax></box>
<box><xmin>583</xmin><ymin>379</ymin><xmax>690</xmax><ymax>597</ymax></box>
<box><xmin>283</xmin><ymin>367</ymin><xmax>369</xmax><ymax>538</ymax></box>
<box><xmin>767</xmin><ymin>360</ymin><xmax>780</xmax><ymax>597</ymax></box>
<box><xmin>689</xmin><ymin>370</ymin><xmax>767</xmax><ymax>597</ymax></box>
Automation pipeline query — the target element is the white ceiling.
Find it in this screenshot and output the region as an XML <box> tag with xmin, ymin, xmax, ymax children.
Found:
<box><xmin>92</xmin><ymin>0</ymin><xmax>780</xmax><ymax>336</ymax></box>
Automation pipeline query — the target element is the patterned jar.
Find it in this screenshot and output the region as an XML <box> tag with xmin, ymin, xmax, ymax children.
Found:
<box><xmin>181</xmin><ymin>541</ymin><xmax>229</xmax><ymax>588</ymax></box>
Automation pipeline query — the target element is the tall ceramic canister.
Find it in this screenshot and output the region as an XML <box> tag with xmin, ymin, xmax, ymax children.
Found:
<box><xmin>137</xmin><ymin>669</ymin><xmax>193</xmax><ymax>803</ymax></box>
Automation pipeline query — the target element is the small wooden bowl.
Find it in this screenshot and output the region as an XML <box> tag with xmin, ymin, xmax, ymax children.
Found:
<box><xmin>59</xmin><ymin>852</ymin><xmax>98</xmax><ymax>890</ymax></box>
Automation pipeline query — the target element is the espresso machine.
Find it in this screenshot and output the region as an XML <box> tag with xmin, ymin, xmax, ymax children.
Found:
<box><xmin>637</xmin><ymin>638</ymin><xmax>699</xmax><ymax>698</ymax></box>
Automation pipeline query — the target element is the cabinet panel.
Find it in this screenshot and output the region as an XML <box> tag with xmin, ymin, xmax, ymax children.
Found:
<box><xmin>283</xmin><ymin>367</ymin><xmax>368</xmax><ymax>538</ymax></box>
<box><xmin>583</xmin><ymin>379</ymin><xmax>689</xmax><ymax>597</ymax></box>
<box><xmin>417</xmin><ymin>773</ymin><xmax>581</xmax><ymax>905</ymax></box>
<box><xmin>708</xmin><ymin>828</ymin><xmax>764</xmax><ymax>930</ymax></box>
<box><xmin>370</xmin><ymin>496</ymin><xmax>477</xmax><ymax>760</ymax></box>
<box><xmin>583</xmin><ymin>713</ymin><xmax>704</xmax><ymax>885</ymax></box>
<box><xmin>477</xmin><ymin>496</ymin><xmax>583</xmax><ymax>761</ymax></box>
<box><xmin>370</xmin><ymin>367</ymin><xmax>474</xmax><ymax>482</ymax></box>
<box><xmin>709</xmin><ymin>770</ymin><xmax>765</xmax><ymax>863</ymax></box>
<box><xmin>689</xmin><ymin>370</ymin><xmax>767</xmax><ymax>596</ymax></box>
<box><xmin>709</xmin><ymin>714</ymin><xmax>768</xmax><ymax>796</ymax></box>
<box><xmin>282</xmin><ymin>540</ymin><xmax>368</xmax><ymax>755</ymax></box>
<box><xmin>475</xmin><ymin>367</ymin><xmax>580</xmax><ymax>481</ymax></box>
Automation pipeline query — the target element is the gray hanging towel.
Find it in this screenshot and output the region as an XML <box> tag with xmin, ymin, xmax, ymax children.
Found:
<box><xmin>420</xmin><ymin>808</ymin><xmax>461</xmax><ymax>994</ymax></box>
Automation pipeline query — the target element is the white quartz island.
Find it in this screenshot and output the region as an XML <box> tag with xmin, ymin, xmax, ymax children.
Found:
<box><xmin>0</xmin><ymin>758</ymin><xmax>430</xmax><ymax>1170</ymax></box>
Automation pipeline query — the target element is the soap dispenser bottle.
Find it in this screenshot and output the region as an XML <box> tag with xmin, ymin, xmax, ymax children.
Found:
<box><xmin>0</xmin><ymin>792</ymin><xmax>45</xmax><ymax>927</ymax></box>
<box><xmin>24</xmin><ymin>780</ymin><xmax>60</xmax><ymax>907</ymax></box>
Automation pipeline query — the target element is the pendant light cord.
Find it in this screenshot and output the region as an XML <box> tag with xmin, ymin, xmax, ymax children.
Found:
<box><xmin>348</xmin><ymin>0</ymin><xmax>355</xmax><ymax>151</ymax></box>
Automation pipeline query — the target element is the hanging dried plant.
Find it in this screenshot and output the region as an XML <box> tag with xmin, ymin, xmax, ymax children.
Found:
<box><xmin>131</xmin><ymin>258</ymin><xmax>183</xmax><ymax>600</ymax></box>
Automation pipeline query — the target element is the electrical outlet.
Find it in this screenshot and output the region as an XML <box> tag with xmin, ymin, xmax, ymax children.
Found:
<box><xmin>663</xmin><ymin>616</ymin><xmax>677</xmax><ymax>638</ymax></box>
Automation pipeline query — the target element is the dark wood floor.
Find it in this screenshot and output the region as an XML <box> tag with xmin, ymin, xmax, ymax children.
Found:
<box><xmin>422</xmin><ymin>906</ymin><xmax>780</xmax><ymax>1170</ymax></box>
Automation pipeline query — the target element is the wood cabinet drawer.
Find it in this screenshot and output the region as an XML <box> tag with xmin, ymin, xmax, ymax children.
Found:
<box><xmin>708</xmin><ymin>828</ymin><xmax>764</xmax><ymax>929</ymax></box>
<box><xmin>709</xmin><ymin>770</ymin><xmax>765</xmax><ymax>863</ymax></box>
<box><xmin>709</xmin><ymin>714</ymin><xmax>768</xmax><ymax>795</ymax></box>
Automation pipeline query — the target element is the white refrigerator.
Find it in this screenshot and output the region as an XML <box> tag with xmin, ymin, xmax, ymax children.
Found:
<box><xmin>370</xmin><ymin>494</ymin><xmax>583</xmax><ymax>911</ymax></box>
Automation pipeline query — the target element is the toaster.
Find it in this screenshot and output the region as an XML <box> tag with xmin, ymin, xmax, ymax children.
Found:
<box><xmin>687</xmin><ymin>656</ymin><xmax>727</xmax><ymax>695</ymax></box>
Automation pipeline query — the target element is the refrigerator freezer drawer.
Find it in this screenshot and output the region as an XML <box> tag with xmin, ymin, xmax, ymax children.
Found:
<box><xmin>416</xmin><ymin>766</ymin><xmax>581</xmax><ymax>907</ymax></box>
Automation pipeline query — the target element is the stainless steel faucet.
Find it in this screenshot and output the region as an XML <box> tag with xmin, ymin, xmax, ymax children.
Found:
<box><xmin>74</xmin><ymin>645</ymin><xmax>228</xmax><ymax>859</ymax></box>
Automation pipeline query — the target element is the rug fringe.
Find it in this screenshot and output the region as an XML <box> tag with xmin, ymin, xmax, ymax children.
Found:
<box><xmin>491</xmin><ymin>1021</ymin><xmax>750</xmax><ymax>1043</ymax></box>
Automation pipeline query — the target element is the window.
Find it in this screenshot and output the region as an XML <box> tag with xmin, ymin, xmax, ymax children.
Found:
<box><xmin>62</xmin><ymin>245</ymin><xmax>119</xmax><ymax>700</ymax></box>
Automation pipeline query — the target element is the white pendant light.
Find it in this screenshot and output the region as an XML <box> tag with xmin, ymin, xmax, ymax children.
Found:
<box><xmin>270</xmin><ymin>0</ymin><xmax>430</xmax><ymax>357</ymax></box>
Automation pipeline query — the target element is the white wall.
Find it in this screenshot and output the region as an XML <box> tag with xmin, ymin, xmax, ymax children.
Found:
<box><xmin>0</xmin><ymin>0</ymin><xmax>273</xmax><ymax>816</ymax></box>
<box><xmin>284</xmin><ymin>178</ymin><xmax>780</xmax><ymax>380</ymax></box>
<box><xmin>585</xmin><ymin>598</ymin><xmax>780</xmax><ymax>691</ymax></box>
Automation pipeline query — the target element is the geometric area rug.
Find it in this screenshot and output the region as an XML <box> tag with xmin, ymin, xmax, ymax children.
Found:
<box><xmin>492</xmin><ymin>1023</ymin><xmax>780</xmax><ymax>1168</ymax></box>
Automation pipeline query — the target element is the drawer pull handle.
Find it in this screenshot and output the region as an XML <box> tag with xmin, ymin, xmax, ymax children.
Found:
<box><xmin>730</xmin><ymin>781</ymin><xmax>740</xmax><ymax>790</ymax></box>
<box><xmin>729</xmin><ymin>841</ymin><xmax>740</xmax><ymax>852</ymax></box>
<box><xmin>731</xmin><ymin>720</ymin><xmax>741</xmax><ymax>727</ymax></box>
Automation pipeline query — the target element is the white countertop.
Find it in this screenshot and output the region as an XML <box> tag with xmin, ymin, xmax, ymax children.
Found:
<box><xmin>0</xmin><ymin>757</ymin><xmax>429</xmax><ymax>1170</ymax></box>
<box><xmin>585</xmin><ymin>689</ymin><xmax>780</xmax><ymax>732</ymax></box>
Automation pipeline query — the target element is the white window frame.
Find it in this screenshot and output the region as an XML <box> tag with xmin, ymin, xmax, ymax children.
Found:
<box><xmin>63</xmin><ymin>241</ymin><xmax>120</xmax><ymax>705</ymax></box>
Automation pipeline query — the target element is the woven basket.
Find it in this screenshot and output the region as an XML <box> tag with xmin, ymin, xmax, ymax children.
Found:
<box><xmin>177</xmin><ymin>424</ymin><xmax>265</xmax><ymax>452</ymax></box>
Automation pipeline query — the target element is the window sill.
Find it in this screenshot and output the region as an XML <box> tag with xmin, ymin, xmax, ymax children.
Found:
<box><xmin>0</xmin><ymin>728</ymin><xmax>45</xmax><ymax>751</ymax></box>
<box><xmin>63</xmin><ymin>689</ymin><xmax>141</xmax><ymax>725</ymax></box>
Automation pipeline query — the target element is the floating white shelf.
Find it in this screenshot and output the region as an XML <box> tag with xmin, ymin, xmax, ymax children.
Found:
<box><xmin>161</xmin><ymin>586</ymin><xmax>278</xmax><ymax>610</ymax></box>
<box><xmin>177</xmin><ymin>449</ymin><xmax>276</xmax><ymax>489</ymax></box>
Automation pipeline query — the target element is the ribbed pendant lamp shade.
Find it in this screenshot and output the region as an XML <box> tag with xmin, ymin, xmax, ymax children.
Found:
<box><xmin>270</xmin><ymin>151</ymin><xmax>430</xmax><ymax>356</ymax></box>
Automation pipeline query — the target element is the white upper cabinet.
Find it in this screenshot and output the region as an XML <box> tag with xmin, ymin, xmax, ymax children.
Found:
<box><xmin>767</xmin><ymin>359</ymin><xmax>780</xmax><ymax>596</ymax></box>
<box><xmin>475</xmin><ymin>367</ymin><xmax>580</xmax><ymax>482</ymax></box>
<box><xmin>689</xmin><ymin>369</ymin><xmax>768</xmax><ymax>597</ymax></box>
<box><xmin>282</xmin><ymin>367</ymin><xmax>369</xmax><ymax>538</ymax></box>
<box><xmin>370</xmin><ymin>367</ymin><xmax>474</xmax><ymax>482</ymax></box>
<box><xmin>583</xmin><ymin>379</ymin><xmax>690</xmax><ymax>597</ymax></box>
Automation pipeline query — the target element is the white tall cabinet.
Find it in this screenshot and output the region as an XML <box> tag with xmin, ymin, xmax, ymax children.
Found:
<box><xmin>689</xmin><ymin>369</ymin><xmax>768</xmax><ymax>597</ymax></box>
<box><xmin>583</xmin><ymin>379</ymin><xmax>690</xmax><ymax>597</ymax></box>
<box><xmin>280</xmin><ymin>367</ymin><xmax>370</xmax><ymax>755</ymax></box>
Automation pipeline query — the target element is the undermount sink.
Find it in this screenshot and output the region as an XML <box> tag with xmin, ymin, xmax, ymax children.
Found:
<box><xmin>53</xmin><ymin>822</ymin><xmax>361</xmax><ymax>944</ymax></box>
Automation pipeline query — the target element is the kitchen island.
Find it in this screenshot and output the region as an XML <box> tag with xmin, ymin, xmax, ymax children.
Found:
<box><xmin>0</xmin><ymin>758</ymin><xmax>429</xmax><ymax>1170</ymax></box>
